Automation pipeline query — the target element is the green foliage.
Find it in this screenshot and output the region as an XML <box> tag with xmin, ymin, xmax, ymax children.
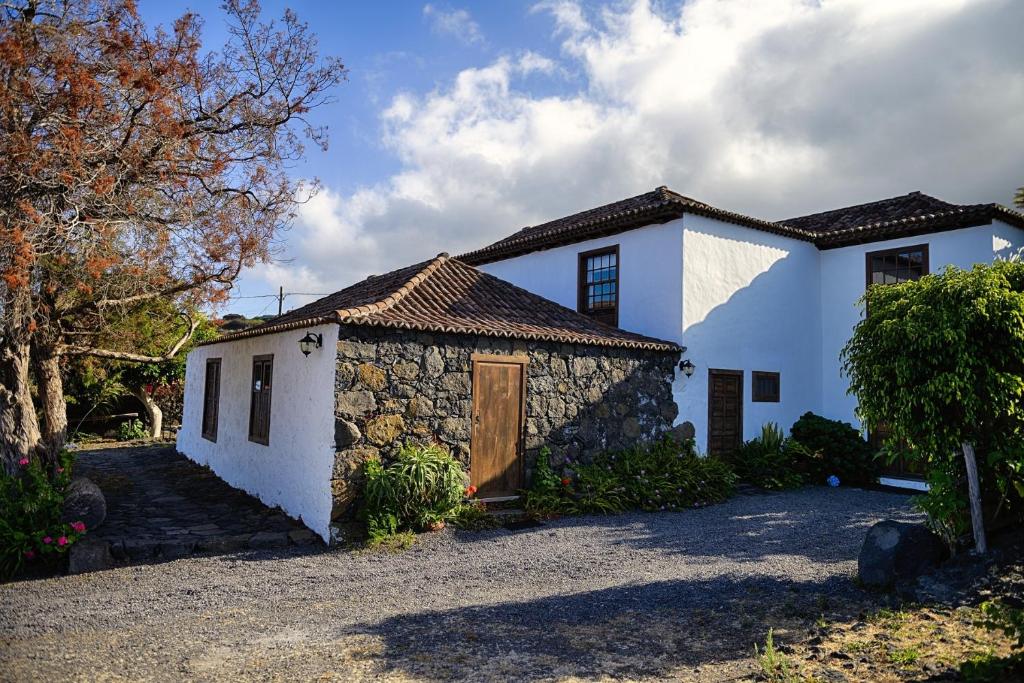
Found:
<box><xmin>842</xmin><ymin>261</ymin><xmax>1024</xmax><ymax>542</ymax></box>
<box><xmin>449</xmin><ymin>500</ymin><xmax>501</xmax><ymax>531</ymax></box>
<box><xmin>522</xmin><ymin>438</ymin><xmax>736</xmax><ymax>517</ymax></box>
<box><xmin>116</xmin><ymin>419</ymin><xmax>148</xmax><ymax>441</ymax></box>
<box><xmin>363</xmin><ymin>530</ymin><xmax>417</xmax><ymax>553</ymax></box>
<box><xmin>362</xmin><ymin>443</ymin><xmax>469</xmax><ymax>540</ymax></box>
<box><xmin>755</xmin><ymin>628</ymin><xmax>797</xmax><ymax>683</ymax></box>
<box><xmin>979</xmin><ymin>600</ymin><xmax>1024</xmax><ymax>651</ymax></box>
<box><xmin>790</xmin><ymin>412</ymin><xmax>879</xmax><ymax>485</ymax></box>
<box><xmin>729</xmin><ymin>423</ymin><xmax>807</xmax><ymax>490</ymax></box>
<box><xmin>0</xmin><ymin>451</ymin><xmax>84</xmax><ymax>580</ymax></box>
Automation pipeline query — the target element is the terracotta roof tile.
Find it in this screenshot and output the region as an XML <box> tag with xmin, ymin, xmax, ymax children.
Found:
<box><xmin>204</xmin><ymin>255</ymin><xmax>681</xmax><ymax>352</ymax></box>
<box><xmin>458</xmin><ymin>186</ymin><xmax>816</xmax><ymax>266</ymax></box>
<box><xmin>782</xmin><ymin>191</ymin><xmax>1024</xmax><ymax>248</ymax></box>
<box><xmin>458</xmin><ymin>187</ymin><xmax>1024</xmax><ymax>263</ymax></box>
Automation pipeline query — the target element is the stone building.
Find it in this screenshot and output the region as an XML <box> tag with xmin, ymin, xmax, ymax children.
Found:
<box><xmin>177</xmin><ymin>254</ymin><xmax>681</xmax><ymax>540</ymax></box>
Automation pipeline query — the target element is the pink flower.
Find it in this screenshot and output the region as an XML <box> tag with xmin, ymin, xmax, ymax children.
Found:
<box><xmin>42</xmin><ymin>536</ymin><xmax>53</xmax><ymax>545</ymax></box>
<box><xmin>71</xmin><ymin>521</ymin><xmax>86</xmax><ymax>533</ymax></box>
<box><xmin>24</xmin><ymin>550</ymin><xmax>35</xmax><ymax>560</ymax></box>
<box><xmin>56</xmin><ymin>467</ymin><xmax>65</xmax><ymax>474</ymax></box>
<box><xmin>57</xmin><ymin>536</ymin><xmax>68</xmax><ymax>547</ymax></box>
<box><xmin>18</xmin><ymin>458</ymin><xmax>29</xmax><ymax>467</ymax></box>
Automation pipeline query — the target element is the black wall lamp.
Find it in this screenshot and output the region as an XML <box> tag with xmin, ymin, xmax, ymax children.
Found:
<box><xmin>298</xmin><ymin>331</ymin><xmax>323</xmax><ymax>357</ymax></box>
<box><xmin>677</xmin><ymin>346</ymin><xmax>696</xmax><ymax>377</ymax></box>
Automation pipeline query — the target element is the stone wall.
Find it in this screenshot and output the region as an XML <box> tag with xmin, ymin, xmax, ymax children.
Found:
<box><xmin>330</xmin><ymin>326</ymin><xmax>679</xmax><ymax>519</ymax></box>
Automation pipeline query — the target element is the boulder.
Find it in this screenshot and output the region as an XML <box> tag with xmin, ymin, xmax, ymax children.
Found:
<box><xmin>61</xmin><ymin>477</ymin><xmax>107</xmax><ymax>530</ymax></box>
<box><xmin>858</xmin><ymin>520</ymin><xmax>945</xmax><ymax>588</ymax></box>
<box><xmin>67</xmin><ymin>538</ymin><xmax>114</xmax><ymax>574</ymax></box>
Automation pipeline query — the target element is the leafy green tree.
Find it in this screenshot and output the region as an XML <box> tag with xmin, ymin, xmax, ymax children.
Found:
<box><xmin>65</xmin><ymin>299</ymin><xmax>218</xmax><ymax>439</ymax></box>
<box><xmin>842</xmin><ymin>260</ymin><xmax>1024</xmax><ymax>548</ymax></box>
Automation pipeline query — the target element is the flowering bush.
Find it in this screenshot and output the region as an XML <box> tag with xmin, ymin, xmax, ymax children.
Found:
<box><xmin>523</xmin><ymin>438</ymin><xmax>737</xmax><ymax>517</ymax></box>
<box><xmin>0</xmin><ymin>451</ymin><xmax>86</xmax><ymax>579</ymax></box>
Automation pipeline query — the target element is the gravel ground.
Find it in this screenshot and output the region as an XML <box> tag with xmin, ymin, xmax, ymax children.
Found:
<box><xmin>0</xmin><ymin>487</ymin><xmax>918</xmax><ymax>682</ymax></box>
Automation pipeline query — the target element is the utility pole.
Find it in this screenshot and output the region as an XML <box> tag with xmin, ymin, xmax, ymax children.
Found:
<box><xmin>277</xmin><ymin>286</ymin><xmax>284</xmax><ymax>317</ymax></box>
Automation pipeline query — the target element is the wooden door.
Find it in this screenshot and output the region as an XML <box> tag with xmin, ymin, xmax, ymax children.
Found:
<box><xmin>708</xmin><ymin>369</ymin><xmax>743</xmax><ymax>456</ymax></box>
<box><xmin>470</xmin><ymin>354</ymin><xmax>527</xmax><ymax>498</ymax></box>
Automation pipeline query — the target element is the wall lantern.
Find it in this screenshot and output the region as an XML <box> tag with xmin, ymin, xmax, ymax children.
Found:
<box><xmin>679</xmin><ymin>359</ymin><xmax>696</xmax><ymax>378</ymax></box>
<box><xmin>298</xmin><ymin>331</ymin><xmax>323</xmax><ymax>357</ymax></box>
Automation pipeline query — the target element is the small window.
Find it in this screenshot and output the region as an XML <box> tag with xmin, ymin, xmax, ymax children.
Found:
<box><xmin>578</xmin><ymin>245</ymin><xmax>619</xmax><ymax>326</ymax></box>
<box><xmin>752</xmin><ymin>371</ymin><xmax>780</xmax><ymax>403</ymax></box>
<box><xmin>201</xmin><ymin>358</ymin><xmax>221</xmax><ymax>442</ymax></box>
<box><xmin>866</xmin><ymin>244</ymin><xmax>929</xmax><ymax>288</ymax></box>
<box><xmin>248</xmin><ymin>354</ymin><xmax>274</xmax><ymax>445</ymax></box>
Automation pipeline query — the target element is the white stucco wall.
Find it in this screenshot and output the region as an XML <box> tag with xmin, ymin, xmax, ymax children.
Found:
<box><xmin>176</xmin><ymin>322</ymin><xmax>338</xmax><ymax>541</ymax></box>
<box><xmin>680</xmin><ymin>214</ymin><xmax>822</xmax><ymax>449</ymax></box>
<box><xmin>478</xmin><ymin>219</ymin><xmax>686</xmax><ymax>345</ymax></box>
<box><xmin>819</xmin><ymin>226</ymin><xmax>1002</xmax><ymax>428</ymax></box>
<box><xmin>993</xmin><ymin>219</ymin><xmax>1024</xmax><ymax>261</ymax></box>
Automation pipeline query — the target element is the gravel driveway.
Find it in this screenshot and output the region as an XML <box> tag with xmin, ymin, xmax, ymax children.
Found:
<box><xmin>0</xmin><ymin>487</ymin><xmax>918</xmax><ymax>682</ymax></box>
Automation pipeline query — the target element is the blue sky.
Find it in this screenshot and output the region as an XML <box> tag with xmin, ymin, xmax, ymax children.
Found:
<box><xmin>140</xmin><ymin>1</ymin><xmax>1024</xmax><ymax>317</ymax></box>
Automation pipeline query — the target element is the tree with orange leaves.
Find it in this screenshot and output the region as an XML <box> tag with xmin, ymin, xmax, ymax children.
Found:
<box><xmin>0</xmin><ymin>0</ymin><xmax>345</xmax><ymax>471</ymax></box>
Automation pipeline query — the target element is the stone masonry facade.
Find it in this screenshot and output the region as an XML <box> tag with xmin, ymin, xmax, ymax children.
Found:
<box><xmin>330</xmin><ymin>326</ymin><xmax>680</xmax><ymax>519</ymax></box>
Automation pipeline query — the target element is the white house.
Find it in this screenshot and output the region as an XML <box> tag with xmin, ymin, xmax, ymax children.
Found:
<box><xmin>459</xmin><ymin>187</ymin><xmax>1024</xmax><ymax>483</ymax></box>
<box><xmin>177</xmin><ymin>186</ymin><xmax>1024</xmax><ymax>538</ymax></box>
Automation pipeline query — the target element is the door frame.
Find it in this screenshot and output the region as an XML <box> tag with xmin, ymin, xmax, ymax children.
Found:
<box><xmin>707</xmin><ymin>368</ymin><xmax>743</xmax><ymax>456</ymax></box>
<box><xmin>470</xmin><ymin>353</ymin><xmax>529</xmax><ymax>499</ymax></box>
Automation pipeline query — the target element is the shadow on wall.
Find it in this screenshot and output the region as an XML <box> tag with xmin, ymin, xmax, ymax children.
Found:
<box><xmin>679</xmin><ymin>244</ymin><xmax>823</xmax><ymax>448</ymax></box>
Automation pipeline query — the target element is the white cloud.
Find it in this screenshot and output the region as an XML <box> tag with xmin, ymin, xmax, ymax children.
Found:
<box><xmin>249</xmin><ymin>0</ymin><xmax>1024</xmax><ymax>310</ymax></box>
<box><xmin>423</xmin><ymin>4</ymin><xmax>485</xmax><ymax>46</ymax></box>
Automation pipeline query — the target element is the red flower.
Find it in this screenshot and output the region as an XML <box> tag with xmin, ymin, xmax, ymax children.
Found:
<box><xmin>465</xmin><ymin>485</ymin><xmax>478</xmax><ymax>497</ymax></box>
<box><xmin>561</xmin><ymin>477</ymin><xmax>571</xmax><ymax>486</ymax></box>
<box><xmin>57</xmin><ymin>536</ymin><xmax>68</xmax><ymax>547</ymax></box>
<box><xmin>71</xmin><ymin>521</ymin><xmax>87</xmax><ymax>533</ymax></box>
<box><xmin>24</xmin><ymin>550</ymin><xmax>35</xmax><ymax>560</ymax></box>
<box><xmin>18</xmin><ymin>458</ymin><xmax>29</xmax><ymax>467</ymax></box>
<box><xmin>42</xmin><ymin>536</ymin><xmax>53</xmax><ymax>545</ymax></box>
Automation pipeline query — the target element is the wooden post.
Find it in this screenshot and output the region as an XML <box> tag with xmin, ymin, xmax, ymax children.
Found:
<box><xmin>961</xmin><ymin>441</ymin><xmax>987</xmax><ymax>555</ymax></box>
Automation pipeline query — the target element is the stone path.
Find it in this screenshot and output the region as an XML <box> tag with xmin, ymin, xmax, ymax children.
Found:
<box><xmin>75</xmin><ymin>444</ymin><xmax>320</xmax><ymax>564</ymax></box>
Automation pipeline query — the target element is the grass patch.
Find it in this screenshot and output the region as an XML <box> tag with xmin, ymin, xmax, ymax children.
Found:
<box><xmin>755</xmin><ymin>629</ymin><xmax>797</xmax><ymax>683</ymax></box>
<box><xmin>888</xmin><ymin>646</ymin><xmax>920</xmax><ymax>665</ymax></box>
<box><xmin>362</xmin><ymin>531</ymin><xmax>417</xmax><ymax>553</ymax></box>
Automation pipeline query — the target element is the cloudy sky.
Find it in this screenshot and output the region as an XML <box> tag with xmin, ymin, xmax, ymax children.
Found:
<box><xmin>143</xmin><ymin>0</ymin><xmax>1024</xmax><ymax>317</ymax></box>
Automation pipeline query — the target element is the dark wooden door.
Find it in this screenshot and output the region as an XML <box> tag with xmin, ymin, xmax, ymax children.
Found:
<box><xmin>470</xmin><ymin>354</ymin><xmax>527</xmax><ymax>497</ymax></box>
<box><xmin>708</xmin><ymin>369</ymin><xmax>743</xmax><ymax>456</ymax></box>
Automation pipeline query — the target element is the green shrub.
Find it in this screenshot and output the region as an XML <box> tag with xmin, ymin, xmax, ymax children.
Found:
<box><xmin>729</xmin><ymin>423</ymin><xmax>808</xmax><ymax>490</ymax></box>
<box><xmin>0</xmin><ymin>451</ymin><xmax>85</xmax><ymax>580</ymax></box>
<box><xmin>842</xmin><ymin>260</ymin><xmax>1024</xmax><ymax>545</ymax></box>
<box><xmin>116</xmin><ymin>418</ymin><xmax>148</xmax><ymax>441</ymax></box>
<box><xmin>362</xmin><ymin>442</ymin><xmax>469</xmax><ymax>540</ymax></box>
<box><xmin>450</xmin><ymin>500</ymin><xmax>501</xmax><ymax>531</ymax></box>
<box><xmin>790</xmin><ymin>412</ymin><xmax>879</xmax><ymax>485</ymax></box>
<box><xmin>523</xmin><ymin>438</ymin><xmax>737</xmax><ymax>516</ymax></box>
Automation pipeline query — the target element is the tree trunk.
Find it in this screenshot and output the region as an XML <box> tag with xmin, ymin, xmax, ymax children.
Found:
<box><xmin>961</xmin><ymin>441</ymin><xmax>987</xmax><ymax>555</ymax></box>
<box><xmin>33</xmin><ymin>343</ymin><xmax>67</xmax><ymax>465</ymax></box>
<box><xmin>132</xmin><ymin>385</ymin><xmax>162</xmax><ymax>439</ymax></box>
<box><xmin>0</xmin><ymin>338</ymin><xmax>42</xmax><ymax>474</ymax></box>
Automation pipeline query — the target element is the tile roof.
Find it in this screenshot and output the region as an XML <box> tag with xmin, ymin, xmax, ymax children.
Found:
<box><xmin>458</xmin><ymin>187</ymin><xmax>1024</xmax><ymax>263</ymax></box>
<box><xmin>458</xmin><ymin>186</ymin><xmax>816</xmax><ymax>265</ymax></box>
<box><xmin>203</xmin><ymin>254</ymin><xmax>681</xmax><ymax>352</ymax></box>
<box><xmin>783</xmin><ymin>191</ymin><xmax>1024</xmax><ymax>248</ymax></box>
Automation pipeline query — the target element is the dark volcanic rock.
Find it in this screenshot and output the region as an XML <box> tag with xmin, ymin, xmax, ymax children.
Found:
<box><xmin>858</xmin><ymin>520</ymin><xmax>945</xmax><ymax>588</ymax></box>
